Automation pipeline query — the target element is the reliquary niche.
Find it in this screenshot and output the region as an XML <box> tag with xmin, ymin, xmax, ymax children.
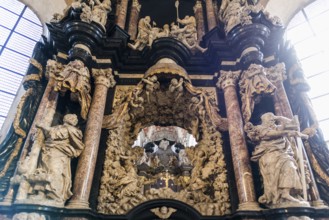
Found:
<box><xmin>97</xmin><ymin>59</ymin><xmax>230</xmax><ymax>216</ymax></box>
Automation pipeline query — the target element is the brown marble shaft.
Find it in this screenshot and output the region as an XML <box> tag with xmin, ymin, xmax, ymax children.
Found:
<box><xmin>116</xmin><ymin>0</ymin><xmax>129</xmax><ymax>30</ymax></box>
<box><xmin>193</xmin><ymin>1</ymin><xmax>205</xmax><ymax>42</ymax></box>
<box><xmin>205</xmin><ymin>0</ymin><xmax>217</xmax><ymax>31</ymax></box>
<box><xmin>268</xmin><ymin>63</ymin><xmax>322</xmax><ymax>204</ymax></box>
<box><xmin>15</xmin><ymin>77</ymin><xmax>59</xmax><ymax>201</ymax></box>
<box><xmin>128</xmin><ymin>0</ymin><xmax>140</xmax><ymax>40</ymax></box>
<box><xmin>2</xmin><ymin>78</ymin><xmax>58</xmax><ymax>204</ymax></box>
<box><xmin>218</xmin><ymin>71</ymin><xmax>259</xmax><ymax>210</ymax></box>
<box><xmin>19</xmin><ymin>77</ymin><xmax>57</xmax><ymax>160</ymax></box>
<box><xmin>67</xmin><ymin>69</ymin><xmax>114</xmax><ymax>209</ymax></box>
<box><xmin>272</xmin><ymin>81</ymin><xmax>322</xmax><ymax>202</ymax></box>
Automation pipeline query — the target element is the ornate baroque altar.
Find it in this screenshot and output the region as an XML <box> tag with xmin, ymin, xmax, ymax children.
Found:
<box><xmin>1</xmin><ymin>0</ymin><xmax>329</xmax><ymax>219</ymax></box>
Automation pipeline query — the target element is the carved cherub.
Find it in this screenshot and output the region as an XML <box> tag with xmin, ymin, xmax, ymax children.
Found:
<box><xmin>142</xmin><ymin>75</ymin><xmax>160</xmax><ymax>103</ymax></box>
<box><xmin>150</xmin><ymin>206</ymin><xmax>177</xmax><ymax>219</ymax></box>
<box><xmin>169</xmin><ymin>78</ymin><xmax>184</xmax><ymax>101</ymax></box>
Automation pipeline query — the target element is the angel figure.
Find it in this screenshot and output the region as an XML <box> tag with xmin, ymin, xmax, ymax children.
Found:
<box><xmin>150</xmin><ymin>206</ymin><xmax>177</xmax><ymax>219</ymax></box>
<box><xmin>142</xmin><ymin>75</ymin><xmax>160</xmax><ymax>103</ymax></box>
<box><xmin>169</xmin><ymin>78</ymin><xmax>184</xmax><ymax>100</ymax></box>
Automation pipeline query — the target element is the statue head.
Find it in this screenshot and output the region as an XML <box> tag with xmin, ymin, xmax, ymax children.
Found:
<box><xmin>260</xmin><ymin>112</ymin><xmax>275</xmax><ymax>125</ymax></box>
<box><xmin>145</xmin><ymin>16</ymin><xmax>151</xmax><ymax>23</ymax></box>
<box><xmin>171</xmin><ymin>78</ymin><xmax>178</xmax><ymax>85</ymax></box>
<box><xmin>160</xmin><ymin>206</ymin><xmax>168</xmax><ymax>214</ymax></box>
<box><xmin>63</xmin><ymin>114</ymin><xmax>79</xmax><ymax>126</ymax></box>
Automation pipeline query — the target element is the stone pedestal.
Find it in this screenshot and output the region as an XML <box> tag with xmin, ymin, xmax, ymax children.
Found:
<box><xmin>128</xmin><ymin>0</ymin><xmax>141</xmax><ymax>40</ymax></box>
<box><xmin>117</xmin><ymin>0</ymin><xmax>129</xmax><ymax>30</ymax></box>
<box><xmin>194</xmin><ymin>1</ymin><xmax>205</xmax><ymax>42</ymax></box>
<box><xmin>217</xmin><ymin>70</ymin><xmax>260</xmax><ymax>210</ymax></box>
<box><xmin>67</xmin><ymin>68</ymin><xmax>115</xmax><ymax>209</ymax></box>
<box><xmin>205</xmin><ymin>0</ymin><xmax>217</xmax><ymax>31</ymax></box>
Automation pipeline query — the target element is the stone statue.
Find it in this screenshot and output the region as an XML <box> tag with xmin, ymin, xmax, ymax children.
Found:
<box><xmin>245</xmin><ymin>112</ymin><xmax>309</xmax><ymax>208</ymax></box>
<box><xmin>239</xmin><ymin>64</ymin><xmax>276</xmax><ymax>123</ymax></box>
<box><xmin>142</xmin><ymin>75</ymin><xmax>160</xmax><ymax>103</ymax></box>
<box><xmin>128</xmin><ymin>16</ymin><xmax>153</xmax><ymax>50</ymax></box>
<box><xmin>54</xmin><ymin>60</ymin><xmax>91</xmax><ymax>120</ymax></box>
<box><xmin>175</xmin><ymin>16</ymin><xmax>207</xmax><ymax>53</ymax></box>
<box><xmin>91</xmin><ymin>0</ymin><xmax>112</xmax><ymax>28</ymax></box>
<box><xmin>219</xmin><ymin>0</ymin><xmax>247</xmax><ymax>33</ymax></box>
<box><xmin>169</xmin><ymin>78</ymin><xmax>184</xmax><ymax>101</ymax></box>
<box><xmin>26</xmin><ymin>114</ymin><xmax>85</xmax><ymax>206</ymax></box>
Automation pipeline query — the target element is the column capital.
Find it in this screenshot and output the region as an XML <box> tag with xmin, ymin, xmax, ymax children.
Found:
<box><xmin>92</xmin><ymin>68</ymin><xmax>116</xmax><ymax>88</ymax></box>
<box><xmin>217</xmin><ymin>70</ymin><xmax>241</xmax><ymax>89</ymax></box>
<box><xmin>266</xmin><ymin>62</ymin><xmax>287</xmax><ymax>84</ymax></box>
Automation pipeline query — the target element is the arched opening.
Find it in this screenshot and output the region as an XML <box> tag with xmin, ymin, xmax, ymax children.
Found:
<box><xmin>97</xmin><ymin>58</ymin><xmax>231</xmax><ymax>216</ymax></box>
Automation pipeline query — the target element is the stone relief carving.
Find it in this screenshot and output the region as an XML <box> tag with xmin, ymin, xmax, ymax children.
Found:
<box><xmin>98</xmin><ymin>62</ymin><xmax>230</xmax><ymax>216</ymax></box>
<box><xmin>12</xmin><ymin>114</ymin><xmax>85</xmax><ymax>207</ymax></box>
<box><xmin>51</xmin><ymin>0</ymin><xmax>112</xmax><ymax>30</ymax></box>
<box><xmin>128</xmin><ymin>15</ymin><xmax>207</xmax><ymax>53</ymax></box>
<box><xmin>12</xmin><ymin>212</ymin><xmax>46</xmax><ymax>220</ymax></box>
<box><xmin>245</xmin><ymin>112</ymin><xmax>310</xmax><ymax>208</ymax></box>
<box><xmin>239</xmin><ymin>64</ymin><xmax>276</xmax><ymax>123</ymax></box>
<box><xmin>151</xmin><ymin>206</ymin><xmax>177</xmax><ymax>219</ymax></box>
<box><xmin>218</xmin><ymin>0</ymin><xmax>281</xmax><ymax>34</ymax></box>
<box><xmin>53</xmin><ymin>59</ymin><xmax>91</xmax><ymax>120</ymax></box>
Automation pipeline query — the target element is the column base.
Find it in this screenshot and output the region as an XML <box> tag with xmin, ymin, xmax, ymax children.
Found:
<box><xmin>311</xmin><ymin>200</ymin><xmax>328</xmax><ymax>209</ymax></box>
<box><xmin>66</xmin><ymin>199</ymin><xmax>90</xmax><ymax>209</ymax></box>
<box><xmin>238</xmin><ymin>202</ymin><xmax>261</xmax><ymax>211</ymax></box>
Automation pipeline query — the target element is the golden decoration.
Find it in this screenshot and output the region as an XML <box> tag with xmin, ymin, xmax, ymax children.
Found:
<box><xmin>0</xmin><ymin>88</ymin><xmax>34</xmax><ymax>178</ymax></box>
<box><xmin>29</xmin><ymin>58</ymin><xmax>43</xmax><ymax>78</ymax></box>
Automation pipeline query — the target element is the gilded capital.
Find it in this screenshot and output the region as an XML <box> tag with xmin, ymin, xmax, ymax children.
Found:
<box><xmin>45</xmin><ymin>59</ymin><xmax>64</xmax><ymax>80</ymax></box>
<box><xmin>217</xmin><ymin>70</ymin><xmax>241</xmax><ymax>89</ymax></box>
<box><xmin>266</xmin><ymin>63</ymin><xmax>287</xmax><ymax>84</ymax></box>
<box><xmin>92</xmin><ymin>68</ymin><xmax>116</xmax><ymax>88</ymax></box>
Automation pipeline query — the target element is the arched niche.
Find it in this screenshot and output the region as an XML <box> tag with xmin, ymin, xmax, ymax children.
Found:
<box><xmin>97</xmin><ymin>58</ymin><xmax>230</xmax><ymax>216</ymax></box>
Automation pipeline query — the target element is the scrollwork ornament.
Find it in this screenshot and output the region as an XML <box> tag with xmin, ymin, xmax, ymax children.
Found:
<box><xmin>217</xmin><ymin>70</ymin><xmax>241</xmax><ymax>90</ymax></box>
<box><xmin>29</xmin><ymin>58</ymin><xmax>43</xmax><ymax>78</ymax></box>
<box><xmin>92</xmin><ymin>68</ymin><xmax>116</xmax><ymax>88</ymax></box>
<box><xmin>23</xmin><ymin>74</ymin><xmax>41</xmax><ymax>83</ymax></box>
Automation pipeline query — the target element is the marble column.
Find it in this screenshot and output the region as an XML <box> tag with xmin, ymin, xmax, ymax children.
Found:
<box><xmin>116</xmin><ymin>0</ymin><xmax>129</xmax><ymax>30</ymax></box>
<box><xmin>67</xmin><ymin>68</ymin><xmax>116</xmax><ymax>209</ymax></box>
<box><xmin>217</xmin><ymin>70</ymin><xmax>259</xmax><ymax>210</ymax></box>
<box><xmin>266</xmin><ymin>63</ymin><xmax>325</xmax><ymax>207</ymax></box>
<box><xmin>15</xmin><ymin>66</ymin><xmax>59</xmax><ymax>201</ymax></box>
<box><xmin>2</xmin><ymin>73</ymin><xmax>59</xmax><ymax>204</ymax></box>
<box><xmin>193</xmin><ymin>0</ymin><xmax>205</xmax><ymax>42</ymax></box>
<box><xmin>128</xmin><ymin>0</ymin><xmax>141</xmax><ymax>40</ymax></box>
<box><xmin>205</xmin><ymin>0</ymin><xmax>217</xmax><ymax>31</ymax></box>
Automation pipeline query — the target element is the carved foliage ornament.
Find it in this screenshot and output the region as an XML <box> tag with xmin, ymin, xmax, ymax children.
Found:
<box><xmin>239</xmin><ymin>64</ymin><xmax>276</xmax><ymax>123</ymax></box>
